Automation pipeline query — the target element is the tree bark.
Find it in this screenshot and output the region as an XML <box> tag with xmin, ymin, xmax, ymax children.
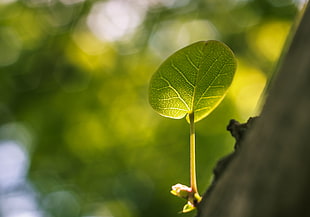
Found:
<box><xmin>197</xmin><ymin>2</ymin><xmax>310</xmax><ymax>217</ymax></box>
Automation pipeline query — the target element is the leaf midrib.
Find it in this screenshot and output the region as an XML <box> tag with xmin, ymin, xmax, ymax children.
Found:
<box><xmin>191</xmin><ymin>45</ymin><xmax>222</xmax><ymax>113</ymax></box>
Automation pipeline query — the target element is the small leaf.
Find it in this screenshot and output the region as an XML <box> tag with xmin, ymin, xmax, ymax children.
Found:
<box><xmin>149</xmin><ymin>40</ymin><xmax>237</xmax><ymax>122</ymax></box>
<box><xmin>170</xmin><ymin>183</ymin><xmax>191</xmax><ymax>199</ymax></box>
<box><xmin>182</xmin><ymin>203</ymin><xmax>196</xmax><ymax>213</ymax></box>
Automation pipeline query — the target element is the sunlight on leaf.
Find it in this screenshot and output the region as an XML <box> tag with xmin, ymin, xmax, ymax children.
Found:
<box><xmin>149</xmin><ymin>40</ymin><xmax>237</xmax><ymax>122</ymax></box>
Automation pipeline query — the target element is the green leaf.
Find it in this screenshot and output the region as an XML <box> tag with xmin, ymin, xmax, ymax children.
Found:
<box><xmin>182</xmin><ymin>203</ymin><xmax>196</xmax><ymax>213</ymax></box>
<box><xmin>149</xmin><ymin>40</ymin><xmax>237</xmax><ymax>122</ymax></box>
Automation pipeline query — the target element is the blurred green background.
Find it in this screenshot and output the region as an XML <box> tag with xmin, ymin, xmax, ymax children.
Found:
<box><xmin>0</xmin><ymin>0</ymin><xmax>305</xmax><ymax>216</ymax></box>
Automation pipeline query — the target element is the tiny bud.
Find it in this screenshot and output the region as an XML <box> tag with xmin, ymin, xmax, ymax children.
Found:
<box><xmin>170</xmin><ymin>183</ymin><xmax>192</xmax><ymax>199</ymax></box>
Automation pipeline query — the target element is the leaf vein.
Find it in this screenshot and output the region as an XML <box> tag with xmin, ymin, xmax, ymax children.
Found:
<box><xmin>171</xmin><ymin>61</ymin><xmax>195</xmax><ymax>88</ymax></box>
<box><xmin>158</xmin><ymin>97</ymin><xmax>183</xmax><ymax>101</ymax></box>
<box><xmin>195</xmin><ymin>62</ymin><xmax>230</xmax><ymax>106</ymax></box>
<box><xmin>199</xmin><ymin>95</ymin><xmax>222</xmax><ymax>99</ymax></box>
<box><xmin>159</xmin><ymin>71</ymin><xmax>190</xmax><ymax>111</ymax></box>
<box><xmin>194</xmin><ymin>106</ymin><xmax>211</xmax><ymax>112</ymax></box>
<box><xmin>185</xmin><ymin>54</ymin><xmax>199</xmax><ymax>71</ymax></box>
<box><xmin>157</xmin><ymin>107</ymin><xmax>189</xmax><ymax>112</ymax></box>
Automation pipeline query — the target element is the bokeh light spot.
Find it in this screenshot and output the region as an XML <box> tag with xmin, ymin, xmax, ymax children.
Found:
<box><xmin>87</xmin><ymin>0</ymin><xmax>145</xmax><ymax>42</ymax></box>
<box><xmin>247</xmin><ymin>20</ymin><xmax>292</xmax><ymax>62</ymax></box>
<box><xmin>229</xmin><ymin>60</ymin><xmax>267</xmax><ymax>120</ymax></box>
<box><xmin>43</xmin><ymin>190</ymin><xmax>80</xmax><ymax>217</ymax></box>
<box><xmin>149</xmin><ymin>19</ymin><xmax>218</xmax><ymax>58</ymax></box>
<box><xmin>0</xmin><ymin>141</ymin><xmax>28</xmax><ymax>189</ymax></box>
<box><xmin>0</xmin><ymin>0</ymin><xmax>16</xmax><ymax>4</ymax></box>
<box><xmin>65</xmin><ymin>113</ymin><xmax>109</xmax><ymax>161</ymax></box>
<box><xmin>0</xmin><ymin>27</ymin><xmax>21</xmax><ymax>66</ymax></box>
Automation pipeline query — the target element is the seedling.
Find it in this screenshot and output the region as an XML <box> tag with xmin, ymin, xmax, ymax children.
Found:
<box><xmin>149</xmin><ymin>40</ymin><xmax>237</xmax><ymax>212</ymax></box>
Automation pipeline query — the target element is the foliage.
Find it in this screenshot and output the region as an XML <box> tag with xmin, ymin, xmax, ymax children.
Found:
<box><xmin>149</xmin><ymin>40</ymin><xmax>236</xmax><ymax>212</ymax></box>
<box><xmin>0</xmin><ymin>0</ymin><xmax>301</xmax><ymax>217</ymax></box>
<box><xmin>149</xmin><ymin>40</ymin><xmax>236</xmax><ymax>122</ymax></box>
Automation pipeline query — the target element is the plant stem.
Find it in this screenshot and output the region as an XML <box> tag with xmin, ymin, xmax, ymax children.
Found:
<box><xmin>189</xmin><ymin>112</ymin><xmax>198</xmax><ymax>194</ymax></box>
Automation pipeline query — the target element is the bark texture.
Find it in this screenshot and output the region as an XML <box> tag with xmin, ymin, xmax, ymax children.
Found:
<box><xmin>197</xmin><ymin>2</ymin><xmax>310</xmax><ymax>217</ymax></box>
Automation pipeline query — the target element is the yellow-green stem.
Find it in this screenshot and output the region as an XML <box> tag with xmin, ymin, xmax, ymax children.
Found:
<box><xmin>189</xmin><ymin>112</ymin><xmax>198</xmax><ymax>194</ymax></box>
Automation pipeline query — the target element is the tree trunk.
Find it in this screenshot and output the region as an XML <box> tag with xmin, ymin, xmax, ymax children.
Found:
<box><xmin>197</xmin><ymin>2</ymin><xmax>310</xmax><ymax>217</ymax></box>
